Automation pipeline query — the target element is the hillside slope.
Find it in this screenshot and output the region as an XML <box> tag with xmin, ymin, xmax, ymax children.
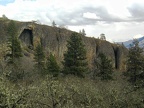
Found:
<box><xmin>119</xmin><ymin>36</ymin><xmax>144</xmax><ymax>48</ymax></box>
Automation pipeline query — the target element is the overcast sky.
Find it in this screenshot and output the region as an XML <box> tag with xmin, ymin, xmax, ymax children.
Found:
<box><xmin>0</xmin><ymin>0</ymin><xmax>144</xmax><ymax>42</ymax></box>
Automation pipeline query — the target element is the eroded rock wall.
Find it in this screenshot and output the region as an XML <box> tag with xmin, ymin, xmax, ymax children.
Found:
<box><xmin>0</xmin><ymin>20</ymin><xmax>128</xmax><ymax>70</ymax></box>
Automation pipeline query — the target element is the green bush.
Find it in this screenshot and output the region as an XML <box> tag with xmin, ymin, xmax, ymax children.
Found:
<box><xmin>1</xmin><ymin>73</ymin><xmax>144</xmax><ymax>108</ymax></box>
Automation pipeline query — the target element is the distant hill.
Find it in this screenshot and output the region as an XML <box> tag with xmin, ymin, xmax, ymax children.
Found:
<box><xmin>119</xmin><ymin>36</ymin><xmax>144</xmax><ymax>48</ymax></box>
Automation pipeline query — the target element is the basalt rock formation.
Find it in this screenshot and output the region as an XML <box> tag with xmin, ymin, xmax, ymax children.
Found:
<box><xmin>0</xmin><ymin>19</ymin><xmax>128</xmax><ymax>71</ymax></box>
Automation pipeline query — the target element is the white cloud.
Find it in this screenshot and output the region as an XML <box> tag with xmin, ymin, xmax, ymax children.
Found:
<box><xmin>83</xmin><ymin>12</ymin><xmax>101</xmax><ymax>19</ymax></box>
<box><xmin>1</xmin><ymin>0</ymin><xmax>144</xmax><ymax>42</ymax></box>
<box><xmin>133</xmin><ymin>34</ymin><xmax>144</xmax><ymax>39</ymax></box>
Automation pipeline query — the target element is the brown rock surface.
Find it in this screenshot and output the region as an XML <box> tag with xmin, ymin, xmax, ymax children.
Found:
<box><xmin>0</xmin><ymin>19</ymin><xmax>128</xmax><ymax>70</ymax></box>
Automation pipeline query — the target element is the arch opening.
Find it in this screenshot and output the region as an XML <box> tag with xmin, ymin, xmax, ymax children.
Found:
<box><xmin>19</xmin><ymin>29</ymin><xmax>33</xmax><ymax>46</ymax></box>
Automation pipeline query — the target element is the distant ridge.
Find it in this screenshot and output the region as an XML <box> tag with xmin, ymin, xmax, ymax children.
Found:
<box><xmin>119</xmin><ymin>36</ymin><xmax>144</xmax><ymax>48</ymax></box>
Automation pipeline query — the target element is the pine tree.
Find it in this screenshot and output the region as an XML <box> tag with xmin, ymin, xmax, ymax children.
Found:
<box><xmin>81</xmin><ymin>29</ymin><xmax>86</xmax><ymax>36</ymax></box>
<box><xmin>126</xmin><ymin>39</ymin><xmax>144</xmax><ymax>86</ymax></box>
<box><xmin>7</xmin><ymin>20</ymin><xmax>22</xmax><ymax>64</ymax></box>
<box><xmin>46</xmin><ymin>53</ymin><xmax>60</xmax><ymax>77</ymax></box>
<box><xmin>62</xmin><ymin>32</ymin><xmax>87</xmax><ymax>77</ymax></box>
<box><xmin>52</xmin><ymin>20</ymin><xmax>56</xmax><ymax>27</ymax></box>
<box><xmin>6</xmin><ymin>20</ymin><xmax>23</xmax><ymax>82</ymax></box>
<box><xmin>34</xmin><ymin>43</ymin><xmax>45</xmax><ymax>73</ymax></box>
<box><xmin>79</xmin><ymin>30</ymin><xmax>82</xmax><ymax>34</ymax></box>
<box><xmin>96</xmin><ymin>53</ymin><xmax>113</xmax><ymax>80</ymax></box>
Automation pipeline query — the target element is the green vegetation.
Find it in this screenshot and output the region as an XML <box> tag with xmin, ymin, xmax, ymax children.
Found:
<box><xmin>62</xmin><ymin>32</ymin><xmax>87</xmax><ymax>77</ymax></box>
<box><xmin>0</xmin><ymin>77</ymin><xmax>28</xmax><ymax>108</ymax></box>
<box><xmin>126</xmin><ymin>39</ymin><xmax>144</xmax><ymax>87</ymax></box>
<box><xmin>6</xmin><ymin>20</ymin><xmax>23</xmax><ymax>64</ymax></box>
<box><xmin>5</xmin><ymin>20</ymin><xmax>23</xmax><ymax>82</ymax></box>
<box><xmin>46</xmin><ymin>53</ymin><xmax>60</xmax><ymax>77</ymax></box>
<box><xmin>34</xmin><ymin>43</ymin><xmax>45</xmax><ymax>74</ymax></box>
<box><xmin>96</xmin><ymin>53</ymin><xmax>114</xmax><ymax>80</ymax></box>
<box><xmin>0</xmin><ymin>20</ymin><xmax>144</xmax><ymax>108</ymax></box>
<box><xmin>1</xmin><ymin>73</ymin><xmax>144</xmax><ymax>108</ymax></box>
<box><xmin>79</xmin><ymin>28</ymin><xmax>86</xmax><ymax>36</ymax></box>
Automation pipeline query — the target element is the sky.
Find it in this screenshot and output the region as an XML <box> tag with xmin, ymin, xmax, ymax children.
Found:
<box><xmin>0</xmin><ymin>0</ymin><xmax>144</xmax><ymax>42</ymax></box>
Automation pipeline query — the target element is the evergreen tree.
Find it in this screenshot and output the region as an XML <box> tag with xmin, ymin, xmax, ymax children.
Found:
<box><xmin>79</xmin><ymin>30</ymin><xmax>82</xmax><ymax>34</ymax></box>
<box><xmin>6</xmin><ymin>20</ymin><xmax>23</xmax><ymax>82</ymax></box>
<box><xmin>81</xmin><ymin>29</ymin><xmax>86</xmax><ymax>36</ymax></box>
<box><xmin>96</xmin><ymin>53</ymin><xmax>113</xmax><ymax>80</ymax></box>
<box><xmin>52</xmin><ymin>20</ymin><xmax>56</xmax><ymax>27</ymax></box>
<box><xmin>46</xmin><ymin>53</ymin><xmax>60</xmax><ymax>77</ymax></box>
<box><xmin>7</xmin><ymin>20</ymin><xmax>22</xmax><ymax>64</ymax></box>
<box><xmin>126</xmin><ymin>39</ymin><xmax>144</xmax><ymax>86</ymax></box>
<box><xmin>2</xmin><ymin>14</ymin><xmax>8</xmax><ymax>19</ymax></box>
<box><xmin>63</xmin><ymin>32</ymin><xmax>87</xmax><ymax>77</ymax></box>
<box><xmin>34</xmin><ymin>43</ymin><xmax>45</xmax><ymax>73</ymax></box>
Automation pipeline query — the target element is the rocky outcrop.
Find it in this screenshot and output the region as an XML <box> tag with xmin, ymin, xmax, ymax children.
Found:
<box><xmin>112</xmin><ymin>44</ymin><xmax>128</xmax><ymax>70</ymax></box>
<box><xmin>0</xmin><ymin>19</ymin><xmax>128</xmax><ymax>70</ymax></box>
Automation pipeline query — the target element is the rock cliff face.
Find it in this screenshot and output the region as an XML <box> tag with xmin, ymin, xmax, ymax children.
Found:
<box><xmin>0</xmin><ymin>19</ymin><xmax>128</xmax><ymax>70</ymax></box>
